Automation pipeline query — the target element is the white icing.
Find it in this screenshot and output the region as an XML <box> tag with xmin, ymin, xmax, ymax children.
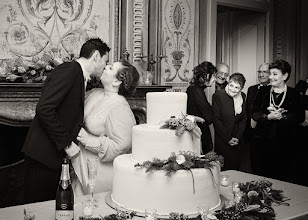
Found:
<box><xmin>132</xmin><ymin>124</ymin><xmax>200</xmax><ymax>162</ymax></box>
<box><xmin>146</xmin><ymin>92</ymin><xmax>187</xmax><ymax>125</ymax></box>
<box><xmin>110</xmin><ymin>193</ymin><xmax>221</xmax><ymax>216</ymax></box>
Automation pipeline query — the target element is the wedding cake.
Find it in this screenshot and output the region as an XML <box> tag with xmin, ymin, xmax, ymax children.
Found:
<box><xmin>111</xmin><ymin>92</ymin><xmax>221</xmax><ymax>216</ymax></box>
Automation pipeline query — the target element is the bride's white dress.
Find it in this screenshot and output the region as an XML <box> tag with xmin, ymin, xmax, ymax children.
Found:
<box><xmin>72</xmin><ymin>88</ymin><xmax>136</xmax><ymax>196</ymax></box>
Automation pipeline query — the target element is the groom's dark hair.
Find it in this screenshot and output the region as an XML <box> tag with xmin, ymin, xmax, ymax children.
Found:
<box><xmin>79</xmin><ymin>38</ymin><xmax>111</xmax><ymax>59</ymax></box>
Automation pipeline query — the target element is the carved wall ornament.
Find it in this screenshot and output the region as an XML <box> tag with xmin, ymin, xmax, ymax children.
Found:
<box><xmin>161</xmin><ymin>0</ymin><xmax>195</xmax><ymax>91</ymax></box>
<box><xmin>0</xmin><ymin>0</ymin><xmax>111</xmax><ymax>83</ymax></box>
<box><xmin>0</xmin><ymin>0</ymin><xmax>110</xmax><ymax>59</ymax></box>
<box><xmin>132</xmin><ymin>0</ymin><xmax>144</xmax><ymax>63</ymax></box>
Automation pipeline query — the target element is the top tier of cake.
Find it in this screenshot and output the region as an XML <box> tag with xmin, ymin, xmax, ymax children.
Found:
<box><xmin>146</xmin><ymin>92</ymin><xmax>187</xmax><ymax>125</ymax></box>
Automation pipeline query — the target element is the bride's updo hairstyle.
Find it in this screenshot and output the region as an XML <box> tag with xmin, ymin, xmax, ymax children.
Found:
<box><xmin>116</xmin><ymin>60</ymin><xmax>140</xmax><ymax>97</ymax></box>
<box><xmin>190</xmin><ymin>61</ymin><xmax>217</xmax><ymax>85</ymax></box>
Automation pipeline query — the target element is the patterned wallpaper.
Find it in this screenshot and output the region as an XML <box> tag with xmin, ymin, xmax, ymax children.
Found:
<box><xmin>161</xmin><ymin>0</ymin><xmax>195</xmax><ymax>91</ymax></box>
<box><xmin>0</xmin><ymin>0</ymin><xmax>110</xmax><ymax>61</ymax></box>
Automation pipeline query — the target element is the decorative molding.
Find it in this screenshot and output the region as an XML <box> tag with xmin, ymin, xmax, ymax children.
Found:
<box><xmin>0</xmin><ymin>0</ymin><xmax>110</xmax><ymax>60</ymax></box>
<box><xmin>112</xmin><ymin>0</ymin><xmax>120</xmax><ymax>62</ymax></box>
<box><xmin>273</xmin><ymin>0</ymin><xmax>286</xmax><ymax>60</ymax></box>
<box><xmin>160</xmin><ymin>0</ymin><xmax>195</xmax><ymax>91</ymax></box>
<box><xmin>132</xmin><ymin>0</ymin><xmax>144</xmax><ymax>63</ymax></box>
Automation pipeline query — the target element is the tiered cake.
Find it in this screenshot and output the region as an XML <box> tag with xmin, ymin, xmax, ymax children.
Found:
<box><xmin>111</xmin><ymin>92</ymin><xmax>221</xmax><ymax>216</ymax></box>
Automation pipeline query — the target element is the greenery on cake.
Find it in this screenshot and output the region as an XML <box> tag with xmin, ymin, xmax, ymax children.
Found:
<box><xmin>160</xmin><ymin>113</ymin><xmax>205</xmax><ymax>138</ymax></box>
<box><xmin>134</xmin><ymin>151</ymin><xmax>224</xmax><ymax>177</ymax></box>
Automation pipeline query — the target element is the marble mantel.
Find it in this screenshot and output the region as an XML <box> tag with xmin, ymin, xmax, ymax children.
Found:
<box><xmin>0</xmin><ymin>83</ymin><xmax>171</xmax><ymax>127</ymax></box>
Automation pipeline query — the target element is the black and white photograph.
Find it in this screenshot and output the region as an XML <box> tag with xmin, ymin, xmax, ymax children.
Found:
<box><xmin>0</xmin><ymin>0</ymin><xmax>307</xmax><ymax>219</ymax></box>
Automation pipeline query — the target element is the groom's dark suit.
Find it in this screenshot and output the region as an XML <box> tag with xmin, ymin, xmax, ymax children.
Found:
<box><xmin>22</xmin><ymin>61</ymin><xmax>85</xmax><ymax>170</ymax></box>
<box><xmin>22</xmin><ymin>61</ymin><xmax>85</xmax><ymax>203</ymax></box>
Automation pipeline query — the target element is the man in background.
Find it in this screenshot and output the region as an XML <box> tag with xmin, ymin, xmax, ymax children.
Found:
<box><xmin>245</xmin><ymin>63</ymin><xmax>270</xmax><ymax>175</ymax></box>
<box><xmin>22</xmin><ymin>38</ymin><xmax>110</xmax><ymax>204</ymax></box>
<box><xmin>214</xmin><ymin>63</ymin><xmax>230</xmax><ymax>91</ymax></box>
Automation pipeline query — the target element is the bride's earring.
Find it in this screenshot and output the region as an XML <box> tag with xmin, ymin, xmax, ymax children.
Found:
<box><xmin>112</xmin><ymin>80</ymin><xmax>122</xmax><ymax>86</ymax></box>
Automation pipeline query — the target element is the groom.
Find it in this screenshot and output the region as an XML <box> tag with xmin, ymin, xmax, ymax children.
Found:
<box><xmin>22</xmin><ymin>38</ymin><xmax>110</xmax><ymax>204</ymax></box>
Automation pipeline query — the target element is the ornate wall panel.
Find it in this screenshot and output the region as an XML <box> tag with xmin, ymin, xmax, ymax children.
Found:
<box><xmin>160</xmin><ymin>0</ymin><xmax>196</xmax><ymax>92</ymax></box>
<box><xmin>0</xmin><ymin>0</ymin><xmax>110</xmax><ymax>61</ymax></box>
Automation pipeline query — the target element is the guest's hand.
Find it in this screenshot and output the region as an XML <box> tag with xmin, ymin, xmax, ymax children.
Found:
<box><xmin>64</xmin><ymin>142</ymin><xmax>80</xmax><ymax>159</ymax></box>
<box><xmin>185</xmin><ymin>115</ymin><xmax>204</xmax><ymax>138</ymax></box>
<box><xmin>268</xmin><ymin>110</ymin><xmax>284</xmax><ymax>120</ymax></box>
<box><xmin>186</xmin><ymin>115</ymin><xmax>205</xmax><ymax>124</ymax></box>
<box><xmin>300</xmin><ymin>121</ymin><xmax>308</xmax><ymax>127</ymax></box>
<box><xmin>228</xmin><ymin>137</ymin><xmax>239</xmax><ymax>146</ymax></box>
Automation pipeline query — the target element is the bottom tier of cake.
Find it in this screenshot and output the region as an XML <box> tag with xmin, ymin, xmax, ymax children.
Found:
<box><xmin>111</xmin><ymin>154</ymin><xmax>221</xmax><ymax>216</ymax></box>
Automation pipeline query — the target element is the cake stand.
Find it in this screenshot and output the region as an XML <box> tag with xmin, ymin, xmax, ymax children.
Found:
<box><xmin>105</xmin><ymin>191</ymin><xmax>226</xmax><ymax>219</ymax></box>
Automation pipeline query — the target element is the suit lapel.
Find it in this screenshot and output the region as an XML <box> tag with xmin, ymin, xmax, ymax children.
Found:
<box><xmin>72</xmin><ymin>61</ymin><xmax>85</xmax><ymax>110</ymax></box>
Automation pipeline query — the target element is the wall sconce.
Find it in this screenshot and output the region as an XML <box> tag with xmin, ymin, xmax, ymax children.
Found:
<box><xmin>120</xmin><ymin>48</ymin><xmax>130</xmax><ymax>62</ymax></box>
<box><xmin>137</xmin><ymin>53</ymin><xmax>167</xmax><ymax>85</ymax></box>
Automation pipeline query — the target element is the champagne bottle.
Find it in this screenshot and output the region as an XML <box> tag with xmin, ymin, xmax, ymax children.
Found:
<box><xmin>55</xmin><ymin>157</ymin><xmax>74</xmax><ymax>220</ymax></box>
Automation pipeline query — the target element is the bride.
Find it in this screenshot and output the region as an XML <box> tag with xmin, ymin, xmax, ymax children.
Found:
<box><xmin>72</xmin><ymin>60</ymin><xmax>139</xmax><ymax>195</ymax></box>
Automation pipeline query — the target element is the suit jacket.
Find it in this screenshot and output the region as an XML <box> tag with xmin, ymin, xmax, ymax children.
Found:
<box><xmin>186</xmin><ymin>84</ymin><xmax>213</xmax><ymax>125</ymax></box>
<box><xmin>245</xmin><ymin>84</ymin><xmax>268</xmax><ymax>138</ymax></box>
<box><xmin>246</xmin><ymin>84</ymin><xmax>260</xmax><ymax>118</ymax></box>
<box><xmin>22</xmin><ymin>61</ymin><xmax>85</xmax><ymax>170</ymax></box>
<box><xmin>212</xmin><ymin>89</ymin><xmax>247</xmax><ymax>144</ymax></box>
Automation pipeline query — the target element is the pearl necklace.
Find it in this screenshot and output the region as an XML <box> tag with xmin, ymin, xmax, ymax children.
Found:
<box><xmin>269</xmin><ymin>84</ymin><xmax>287</xmax><ymax>109</ymax></box>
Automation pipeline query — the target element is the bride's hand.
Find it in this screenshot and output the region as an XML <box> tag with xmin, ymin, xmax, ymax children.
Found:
<box><xmin>77</xmin><ymin>128</ymin><xmax>90</xmax><ymax>146</ymax></box>
<box><xmin>77</xmin><ymin>128</ymin><xmax>101</xmax><ymax>148</ymax></box>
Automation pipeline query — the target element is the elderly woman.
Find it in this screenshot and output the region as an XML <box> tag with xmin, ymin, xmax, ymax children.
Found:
<box><xmin>72</xmin><ymin>60</ymin><xmax>139</xmax><ymax>195</ymax></box>
<box><xmin>251</xmin><ymin>59</ymin><xmax>304</xmax><ymax>182</ymax></box>
<box><xmin>186</xmin><ymin>61</ymin><xmax>216</xmax><ymax>154</ymax></box>
<box><xmin>212</xmin><ymin>73</ymin><xmax>247</xmax><ymax>171</ymax></box>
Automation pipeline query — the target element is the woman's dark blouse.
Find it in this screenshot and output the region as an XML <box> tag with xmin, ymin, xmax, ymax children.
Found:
<box><xmin>251</xmin><ymin>86</ymin><xmax>305</xmax><ymax>138</ymax></box>
<box><xmin>186</xmin><ymin>84</ymin><xmax>213</xmax><ymax>125</ymax></box>
<box><xmin>186</xmin><ymin>84</ymin><xmax>213</xmax><ymax>152</ymax></box>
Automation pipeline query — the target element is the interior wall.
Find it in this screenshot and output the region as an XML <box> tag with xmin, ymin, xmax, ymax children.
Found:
<box><xmin>231</xmin><ymin>14</ymin><xmax>259</xmax><ymax>95</ymax></box>
<box><xmin>299</xmin><ymin>0</ymin><xmax>308</xmax><ymax>81</ymax></box>
<box><xmin>216</xmin><ymin>8</ymin><xmax>266</xmax><ymax>94</ymax></box>
<box><xmin>272</xmin><ymin>0</ymin><xmax>308</xmax><ymax>86</ymax></box>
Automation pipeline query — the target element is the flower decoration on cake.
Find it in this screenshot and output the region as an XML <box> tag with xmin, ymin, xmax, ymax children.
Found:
<box><xmin>160</xmin><ymin>113</ymin><xmax>205</xmax><ymax>138</ymax></box>
<box><xmin>175</xmin><ymin>154</ymin><xmax>186</xmax><ymax>165</ymax></box>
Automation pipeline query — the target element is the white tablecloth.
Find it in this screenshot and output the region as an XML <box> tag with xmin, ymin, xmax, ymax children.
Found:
<box><xmin>0</xmin><ymin>170</ymin><xmax>307</xmax><ymax>220</ymax></box>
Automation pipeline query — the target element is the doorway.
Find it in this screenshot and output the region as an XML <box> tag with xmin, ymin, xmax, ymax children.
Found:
<box><xmin>216</xmin><ymin>6</ymin><xmax>267</xmax><ymax>94</ymax></box>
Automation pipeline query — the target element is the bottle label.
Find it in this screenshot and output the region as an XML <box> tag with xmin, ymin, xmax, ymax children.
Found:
<box><xmin>55</xmin><ymin>210</ymin><xmax>74</xmax><ymax>220</ymax></box>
